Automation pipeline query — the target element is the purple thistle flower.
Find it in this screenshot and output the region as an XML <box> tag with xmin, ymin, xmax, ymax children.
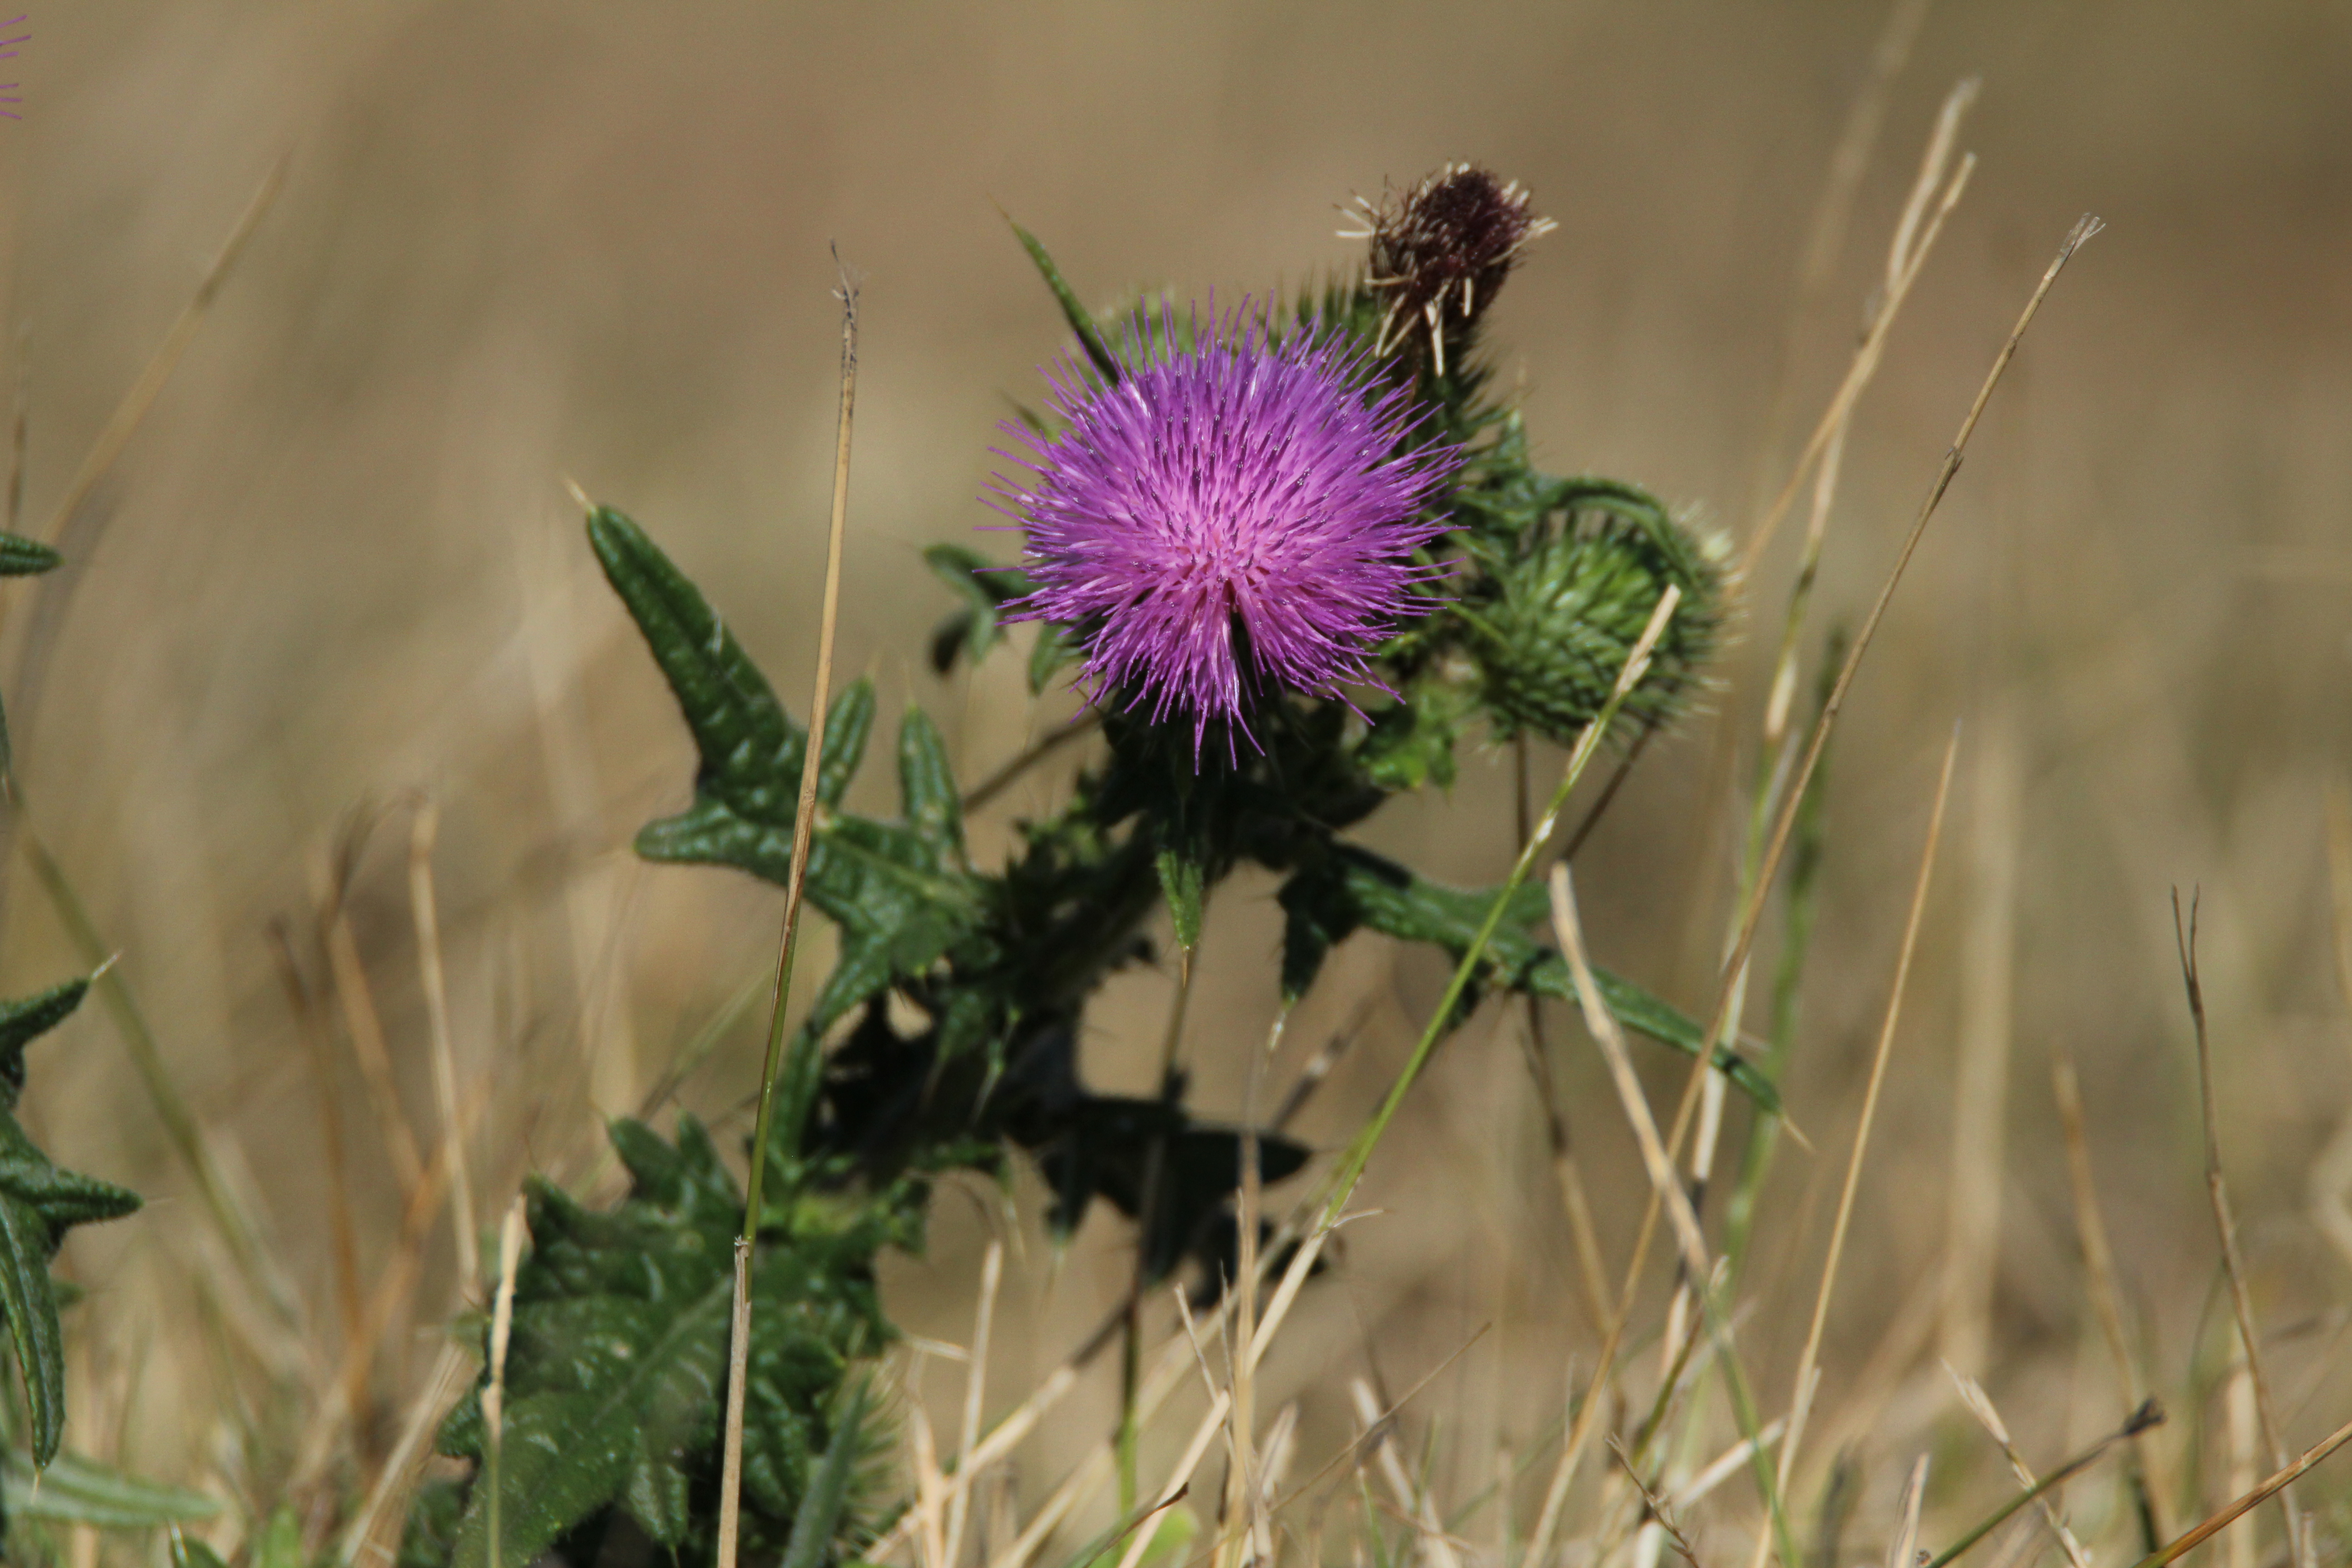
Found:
<box><xmin>988</xmin><ymin>303</ymin><xmax>1458</xmax><ymax>757</ymax></box>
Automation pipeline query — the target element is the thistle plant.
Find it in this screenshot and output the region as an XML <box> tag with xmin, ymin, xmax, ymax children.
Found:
<box><xmin>401</xmin><ymin>163</ymin><xmax>1749</xmax><ymax>1568</ymax></box>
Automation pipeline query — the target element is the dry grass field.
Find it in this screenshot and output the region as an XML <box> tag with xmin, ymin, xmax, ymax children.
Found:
<box><xmin>5</xmin><ymin>3</ymin><xmax>2352</xmax><ymax>1564</ymax></box>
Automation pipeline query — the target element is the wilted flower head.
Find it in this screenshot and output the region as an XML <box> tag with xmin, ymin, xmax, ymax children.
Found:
<box><xmin>1343</xmin><ymin>163</ymin><xmax>1554</xmax><ymax>373</ymax></box>
<box><xmin>990</xmin><ymin>304</ymin><xmax>1458</xmax><ymax>757</ymax></box>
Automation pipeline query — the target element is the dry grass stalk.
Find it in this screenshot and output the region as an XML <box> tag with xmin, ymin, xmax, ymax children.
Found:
<box><xmin>267</xmin><ymin>918</ymin><xmax>366</xmax><ymax>1397</ymax></box>
<box><xmin>1946</xmin><ymin>1363</ymin><xmax>2091</xmax><ymax>1568</ymax></box>
<box><xmin>1886</xmin><ymin>1455</ymin><xmax>1929</xmax><ymax>1568</ymax></box>
<box><xmin>911</xmin><ymin>1399</ymin><xmax>950</xmax><ymax>1568</ymax></box>
<box><xmin>30</xmin><ymin>156</ymin><xmax>286</xmax><ymax>551</ymax></box>
<box><xmin>1712</xmin><ymin>206</ymin><xmax>2098</xmax><ymax>1087</ymax></box>
<box><xmin>2126</xmin><ymin>1410</ymin><xmax>2352</xmax><ymax>1568</ymax></box>
<box><xmin>1752</xmin><ymin>730</ymin><xmax>1956</xmax><ymax>1568</ymax></box>
<box><xmin>314</xmin><ymin>833</ymin><xmax>428</xmax><ymax>1203</ymax></box>
<box><xmin>1548</xmin><ymin>862</ymin><xmax>1707</xmax><ymax>1284</ymax></box>
<box><xmin>1939</xmin><ymin>708</ymin><xmax>2019</xmax><ymax>1379</ymax></box>
<box><xmin>1222</xmin><ymin>1013</ymin><xmax>1286</xmax><ymax>1568</ymax></box>
<box><xmin>2225</xmin><ymin>1365</ymin><xmax>2257</xmax><ymax>1568</ymax></box>
<box><xmin>1609</xmin><ymin>1438</ymin><xmax>1707</xmax><ymax>1568</ymax></box>
<box><xmin>1629</xmin><ymin>229</ymin><xmax>2090</xmax><ymax>1532</ymax></box>
<box><xmin>1111</xmin><ymin>1389</ymin><xmax>1229</xmax><ymax>1568</ymax></box>
<box><xmin>1744</xmin><ymin>0</ymin><xmax>1935</xmax><ymax>522</ymax></box>
<box><xmin>410</xmin><ymin>796</ymin><xmax>481</xmax><ymax>1303</ymax></box>
<box><xmin>483</xmin><ymin>1199</ymin><xmax>528</xmax><ymax>1568</ymax></box>
<box><xmin>1735</xmin><ymin>113</ymin><xmax>1974</xmax><ymax>577</ymax></box>
<box><xmin>1351</xmin><ymin>1380</ymin><xmax>1462</xmax><ymax>1568</ymax></box>
<box><xmin>2311</xmin><ymin>781</ymin><xmax>2352</xmax><ymax>1274</ymax></box>
<box><xmin>291</xmin><ymin>1127</ymin><xmax>461</xmax><ymax>1496</ymax></box>
<box><xmin>1671</xmin><ymin>1417</ymin><xmax>1786</xmax><ymax>1514</ymax></box>
<box><xmin>2174</xmin><ymin>893</ymin><xmax>2310</xmax><ymax>1568</ymax></box>
<box><xmin>2050</xmin><ymin>1047</ymin><xmax>2174</xmax><ymax>1542</ymax></box>
<box><xmin>941</xmin><ymin>1239</ymin><xmax>1005</xmax><ymax>1568</ymax></box>
<box><xmin>20</xmin><ymin>823</ymin><xmax>293</xmax><ymax>1318</ymax></box>
<box><xmin>337</xmin><ymin>1343</ymin><xmax>470</xmax><ymax>1568</ymax></box>
<box><xmin>1511</xmin><ymin>736</ymin><xmax>1614</xmax><ymax>1338</ymax></box>
<box><xmin>716</xmin><ymin>254</ymin><xmax>862</xmax><ymax>1568</ymax></box>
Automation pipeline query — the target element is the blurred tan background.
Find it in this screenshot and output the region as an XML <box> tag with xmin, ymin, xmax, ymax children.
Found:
<box><xmin>6</xmin><ymin>0</ymin><xmax>2352</xmax><ymax>1548</ymax></box>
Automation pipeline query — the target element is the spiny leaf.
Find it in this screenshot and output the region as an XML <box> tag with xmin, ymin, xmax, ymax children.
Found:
<box><xmin>0</xmin><ymin>532</ymin><xmax>59</xmax><ymax>577</ymax></box>
<box><xmin>923</xmin><ymin>545</ymin><xmax>1034</xmax><ymax>675</ymax></box>
<box><xmin>1026</xmin><ymin>622</ymin><xmax>1076</xmax><ymax>696</ymax></box>
<box><xmin>588</xmin><ymin>506</ymin><xmax>804</xmax><ymax>831</ymax></box>
<box><xmin>6</xmin><ymin>1450</ymin><xmax>220</xmax><ymax>1527</ymax></box>
<box><xmin>594</xmin><ymin>510</ymin><xmax>984</xmax><ymax>1033</ymax></box>
<box><xmin>897</xmin><ymin>707</ymin><xmax>963</xmax><ymax>862</ymax></box>
<box><xmin>0</xmin><ymin>978</ymin><xmax>140</xmax><ymax>1468</ymax></box>
<box><xmin>818</xmin><ymin>680</ymin><xmax>877</xmax><ymax>810</ymax></box>
<box><xmin>436</xmin><ymin>1118</ymin><xmax>889</xmax><ymax>1568</ymax></box>
<box><xmin>1279</xmin><ymin>846</ymin><xmax>1779</xmax><ymax>1113</ymax></box>
<box><xmin>0</xmin><ymin>977</ymin><xmax>89</xmax><ymax>1111</ymax></box>
<box><xmin>1004</xmin><ymin>216</ymin><xmax>1121</xmax><ymax>384</ymax></box>
<box><xmin>0</xmin><ymin>1195</ymin><xmax>64</xmax><ymax>1467</ymax></box>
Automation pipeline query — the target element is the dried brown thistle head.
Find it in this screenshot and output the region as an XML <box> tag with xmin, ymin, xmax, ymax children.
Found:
<box><xmin>1342</xmin><ymin>163</ymin><xmax>1555</xmax><ymax>375</ymax></box>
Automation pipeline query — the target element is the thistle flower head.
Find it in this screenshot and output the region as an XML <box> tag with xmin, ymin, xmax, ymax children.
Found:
<box><xmin>1343</xmin><ymin>163</ymin><xmax>1554</xmax><ymax>373</ymax></box>
<box><xmin>989</xmin><ymin>303</ymin><xmax>1459</xmax><ymax>758</ymax></box>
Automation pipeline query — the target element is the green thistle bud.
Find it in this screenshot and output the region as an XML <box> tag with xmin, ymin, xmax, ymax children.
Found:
<box><xmin>1455</xmin><ymin>495</ymin><xmax>1726</xmax><ymax>747</ymax></box>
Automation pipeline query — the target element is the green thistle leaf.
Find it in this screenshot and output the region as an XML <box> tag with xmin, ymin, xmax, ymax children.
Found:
<box><xmin>0</xmin><ymin>979</ymin><xmax>142</xmax><ymax>1468</ymax></box>
<box><xmin>1278</xmin><ymin>847</ymin><xmax>1778</xmax><ymax>1114</ymax></box>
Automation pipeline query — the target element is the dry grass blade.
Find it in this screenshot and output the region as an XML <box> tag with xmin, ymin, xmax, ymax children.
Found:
<box><xmin>338</xmin><ymin>1343</ymin><xmax>469</xmax><ymax>1567</ymax></box>
<box><xmin>1671</xmin><ymin>1419</ymin><xmax>1787</xmax><ymax>1513</ymax></box>
<box><xmin>315</xmin><ymin>832</ymin><xmax>428</xmax><ymax>1204</ymax></box>
<box><xmin>942</xmin><ymin>1239</ymin><xmax>1005</xmax><ymax>1568</ymax></box>
<box><xmin>1715</xmin><ymin>212</ymin><xmax>2100</xmax><ymax>1083</ymax></box>
<box><xmin>2051</xmin><ymin>1047</ymin><xmax>2173</xmax><ymax>1543</ymax></box>
<box><xmin>2127</xmin><ymin>1411</ymin><xmax>2352</xmax><ymax>1568</ymax></box>
<box><xmin>717</xmin><ymin>252</ymin><xmax>862</xmax><ymax>1568</ymax></box>
<box><xmin>1737</xmin><ymin>122</ymin><xmax>1973</xmax><ymax>577</ymax></box>
<box><xmin>31</xmin><ymin>156</ymin><xmax>286</xmax><ymax>550</ymax></box>
<box><xmin>1746</xmin><ymin>729</ymin><xmax>1956</xmax><ymax>1568</ymax></box>
<box><xmin>20</xmin><ymin>821</ymin><xmax>292</xmax><ymax>1318</ymax></box>
<box><xmin>1946</xmin><ymin>1363</ymin><xmax>2091</xmax><ymax>1568</ymax></box>
<box><xmin>1352</xmin><ymin>1380</ymin><xmax>1462</xmax><ymax>1568</ymax></box>
<box><xmin>267</xmin><ymin>917</ymin><xmax>364</xmax><ymax>1390</ymax></box>
<box><xmin>1886</xmin><ymin>1456</ymin><xmax>1929</xmax><ymax>1568</ymax></box>
<box><xmin>484</xmin><ymin>1199</ymin><xmax>528</xmax><ymax>1568</ymax></box>
<box><xmin>2174</xmin><ymin>891</ymin><xmax>2309</xmax><ymax>1568</ymax></box>
<box><xmin>1609</xmin><ymin>1438</ymin><xmax>1708</xmax><ymax>1568</ymax></box>
<box><xmin>2312</xmin><ymin>782</ymin><xmax>2352</xmax><ymax>1275</ymax></box>
<box><xmin>1920</xmin><ymin>1400</ymin><xmax>2164</xmax><ymax>1568</ymax></box>
<box><xmin>1112</xmin><ymin>1392</ymin><xmax>1229</xmax><ymax>1568</ymax></box>
<box><xmin>2225</xmin><ymin>1367</ymin><xmax>2258</xmax><ymax>1568</ymax></box>
<box><xmin>1744</xmin><ymin>0</ymin><xmax>1935</xmax><ymax>518</ymax></box>
<box><xmin>1548</xmin><ymin>862</ymin><xmax>1708</xmax><ymax>1283</ymax></box>
<box><xmin>410</xmin><ymin>796</ymin><xmax>481</xmax><ymax>1303</ymax></box>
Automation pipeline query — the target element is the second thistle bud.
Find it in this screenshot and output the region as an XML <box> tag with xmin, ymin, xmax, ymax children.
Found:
<box><xmin>1460</xmin><ymin>502</ymin><xmax>1726</xmax><ymax>748</ymax></box>
<box><xmin>1346</xmin><ymin>163</ymin><xmax>1554</xmax><ymax>374</ymax></box>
